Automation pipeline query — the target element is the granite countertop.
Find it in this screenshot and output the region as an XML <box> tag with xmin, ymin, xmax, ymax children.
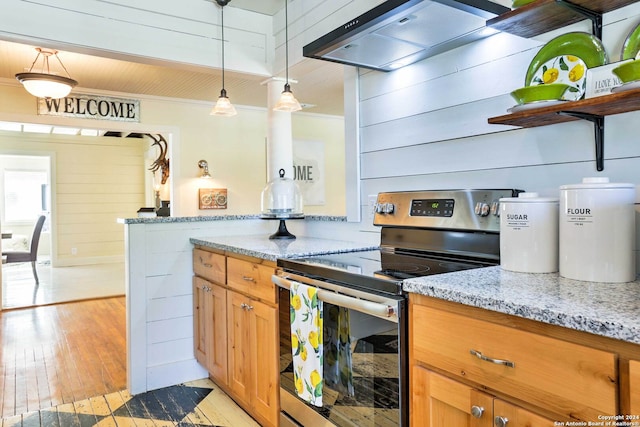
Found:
<box><xmin>404</xmin><ymin>266</ymin><xmax>640</xmax><ymax>345</ymax></box>
<box><xmin>120</xmin><ymin>214</ymin><xmax>346</xmax><ymax>225</ymax></box>
<box><xmin>190</xmin><ymin>235</ymin><xmax>378</xmax><ymax>262</ymax></box>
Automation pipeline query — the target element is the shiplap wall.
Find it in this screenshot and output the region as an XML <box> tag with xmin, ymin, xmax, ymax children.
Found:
<box><xmin>357</xmin><ymin>4</ymin><xmax>640</xmax><ymax>211</ymax></box>
<box><xmin>0</xmin><ymin>131</ymin><xmax>146</xmax><ymax>265</ymax></box>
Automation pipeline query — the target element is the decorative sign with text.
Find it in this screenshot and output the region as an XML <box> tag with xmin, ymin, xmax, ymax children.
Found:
<box><xmin>37</xmin><ymin>94</ymin><xmax>140</xmax><ymax>122</ymax></box>
<box><xmin>293</xmin><ymin>139</ymin><xmax>325</xmax><ymax>206</ymax></box>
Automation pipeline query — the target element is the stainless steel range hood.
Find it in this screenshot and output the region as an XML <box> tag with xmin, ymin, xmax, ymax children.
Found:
<box><xmin>303</xmin><ymin>0</ymin><xmax>509</xmax><ymax>71</ymax></box>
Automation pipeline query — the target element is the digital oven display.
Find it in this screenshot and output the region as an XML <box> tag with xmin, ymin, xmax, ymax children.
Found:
<box><xmin>410</xmin><ymin>199</ymin><xmax>454</xmax><ymax>217</ymax></box>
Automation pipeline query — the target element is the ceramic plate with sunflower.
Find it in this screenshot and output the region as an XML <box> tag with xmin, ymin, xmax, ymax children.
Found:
<box><xmin>525</xmin><ymin>32</ymin><xmax>608</xmax><ymax>100</ymax></box>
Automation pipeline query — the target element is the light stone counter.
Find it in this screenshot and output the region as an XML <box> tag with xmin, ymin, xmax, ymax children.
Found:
<box><xmin>403</xmin><ymin>266</ymin><xmax>640</xmax><ymax>344</ymax></box>
<box><xmin>190</xmin><ymin>235</ymin><xmax>378</xmax><ymax>262</ymax></box>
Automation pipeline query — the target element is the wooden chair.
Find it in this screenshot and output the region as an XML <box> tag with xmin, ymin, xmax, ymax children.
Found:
<box><xmin>2</xmin><ymin>215</ymin><xmax>46</xmax><ymax>285</ymax></box>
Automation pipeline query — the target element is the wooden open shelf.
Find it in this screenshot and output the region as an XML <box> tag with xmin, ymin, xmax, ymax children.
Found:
<box><xmin>487</xmin><ymin>0</ymin><xmax>636</xmax><ymax>38</ymax></box>
<box><xmin>489</xmin><ymin>87</ymin><xmax>640</xmax><ymax>171</ymax></box>
<box><xmin>488</xmin><ymin>87</ymin><xmax>640</xmax><ymax>127</ymax></box>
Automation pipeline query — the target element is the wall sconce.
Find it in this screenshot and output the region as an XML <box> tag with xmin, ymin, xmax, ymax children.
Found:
<box><xmin>198</xmin><ymin>159</ymin><xmax>212</xmax><ymax>178</ymax></box>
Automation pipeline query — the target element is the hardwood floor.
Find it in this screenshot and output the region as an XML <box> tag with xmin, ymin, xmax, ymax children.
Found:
<box><xmin>0</xmin><ymin>297</ymin><xmax>127</xmax><ymax>418</ymax></box>
<box><xmin>2</xmin><ymin>261</ymin><xmax>125</xmax><ymax>309</ymax></box>
<box><xmin>0</xmin><ymin>296</ymin><xmax>259</xmax><ymax>426</ymax></box>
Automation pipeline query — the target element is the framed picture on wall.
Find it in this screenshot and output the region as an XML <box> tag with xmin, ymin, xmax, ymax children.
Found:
<box><xmin>199</xmin><ymin>188</ymin><xmax>227</xmax><ymax>210</ymax></box>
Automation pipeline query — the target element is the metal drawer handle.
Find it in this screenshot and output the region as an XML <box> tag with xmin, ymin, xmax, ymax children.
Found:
<box><xmin>471</xmin><ymin>405</ymin><xmax>484</xmax><ymax>419</ymax></box>
<box><xmin>242</xmin><ymin>275</ymin><xmax>256</xmax><ymax>282</ymax></box>
<box><xmin>240</xmin><ymin>303</ymin><xmax>254</xmax><ymax>311</ymax></box>
<box><xmin>203</xmin><ymin>263</ymin><xmax>213</xmax><ymax>268</ymax></box>
<box><xmin>470</xmin><ymin>349</ymin><xmax>515</xmax><ymax>368</ymax></box>
<box><xmin>495</xmin><ymin>416</ymin><xmax>509</xmax><ymax>427</ymax></box>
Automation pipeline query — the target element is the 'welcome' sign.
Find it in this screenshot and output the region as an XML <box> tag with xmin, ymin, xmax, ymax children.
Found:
<box><xmin>37</xmin><ymin>95</ymin><xmax>140</xmax><ymax>122</ymax></box>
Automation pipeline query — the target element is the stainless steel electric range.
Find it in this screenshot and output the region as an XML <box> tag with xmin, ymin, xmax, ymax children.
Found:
<box><xmin>274</xmin><ymin>189</ymin><xmax>521</xmax><ymax>427</ymax></box>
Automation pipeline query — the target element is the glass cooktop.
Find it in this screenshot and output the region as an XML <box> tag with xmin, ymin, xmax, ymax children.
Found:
<box><xmin>277</xmin><ymin>249</ymin><xmax>496</xmax><ymax>296</ymax></box>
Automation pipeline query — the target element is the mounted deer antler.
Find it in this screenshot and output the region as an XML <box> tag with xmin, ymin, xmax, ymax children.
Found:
<box><xmin>147</xmin><ymin>134</ymin><xmax>170</xmax><ymax>184</ymax></box>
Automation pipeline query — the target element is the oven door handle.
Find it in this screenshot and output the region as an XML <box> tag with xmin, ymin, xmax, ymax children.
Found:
<box><xmin>272</xmin><ymin>275</ymin><xmax>398</xmax><ymax>322</ymax></box>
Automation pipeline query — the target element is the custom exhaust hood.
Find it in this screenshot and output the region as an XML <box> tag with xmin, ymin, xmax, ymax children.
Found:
<box><xmin>303</xmin><ymin>0</ymin><xmax>509</xmax><ymax>71</ymax></box>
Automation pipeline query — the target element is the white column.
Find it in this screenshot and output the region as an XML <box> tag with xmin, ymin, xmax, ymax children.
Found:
<box><xmin>264</xmin><ymin>78</ymin><xmax>294</xmax><ymax>183</ymax></box>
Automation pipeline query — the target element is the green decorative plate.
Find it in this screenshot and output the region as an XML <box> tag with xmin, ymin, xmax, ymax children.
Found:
<box><xmin>525</xmin><ymin>32</ymin><xmax>608</xmax><ymax>96</ymax></box>
<box><xmin>622</xmin><ymin>22</ymin><xmax>640</xmax><ymax>60</ymax></box>
<box><xmin>512</xmin><ymin>0</ymin><xmax>535</xmax><ymax>8</ymax></box>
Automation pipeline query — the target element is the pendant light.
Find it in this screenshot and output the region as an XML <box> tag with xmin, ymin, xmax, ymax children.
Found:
<box><xmin>210</xmin><ymin>0</ymin><xmax>237</xmax><ymax>117</ymax></box>
<box><xmin>273</xmin><ymin>0</ymin><xmax>302</xmax><ymax>112</ymax></box>
<box><xmin>16</xmin><ymin>48</ymin><xmax>77</xmax><ymax>99</ymax></box>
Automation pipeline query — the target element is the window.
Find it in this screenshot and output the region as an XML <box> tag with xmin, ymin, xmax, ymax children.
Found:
<box><xmin>4</xmin><ymin>170</ymin><xmax>48</xmax><ymax>222</ymax></box>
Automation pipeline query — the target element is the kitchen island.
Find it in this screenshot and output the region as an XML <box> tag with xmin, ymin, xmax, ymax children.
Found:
<box><xmin>404</xmin><ymin>267</ymin><xmax>640</xmax><ymax>425</ymax></box>
<box><xmin>120</xmin><ymin>214</ymin><xmax>377</xmax><ymax>396</ymax></box>
<box><xmin>190</xmin><ymin>234</ymin><xmax>377</xmax><ymax>427</ymax></box>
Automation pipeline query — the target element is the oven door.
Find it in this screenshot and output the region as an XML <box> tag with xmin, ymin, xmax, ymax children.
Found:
<box><xmin>273</xmin><ymin>271</ymin><xmax>407</xmax><ymax>427</ymax></box>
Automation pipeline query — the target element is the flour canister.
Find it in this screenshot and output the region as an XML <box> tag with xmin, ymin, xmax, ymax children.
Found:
<box><xmin>499</xmin><ymin>192</ymin><xmax>559</xmax><ymax>273</ymax></box>
<box><xmin>559</xmin><ymin>177</ymin><xmax>636</xmax><ymax>283</ymax></box>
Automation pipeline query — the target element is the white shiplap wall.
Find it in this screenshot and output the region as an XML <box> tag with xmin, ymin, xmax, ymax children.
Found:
<box><xmin>357</xmin><ymin>4</ymin><xmax>640</xmax><ymax>204</ymax></box>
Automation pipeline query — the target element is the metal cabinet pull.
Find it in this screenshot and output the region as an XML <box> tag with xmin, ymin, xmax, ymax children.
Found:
<box><xmin>240</xmin><ymin>303</ymin><xmax>254</xmax><ymax>311</ymax></box>
<box><xmin>495</xmin><ymin>416</ymin><xmax>509</xmax><ymax>427</ymax></box>
<box><xmin>471</xmin><ymin>405</ymin><xmax>484</xmax><ymax>418</ymax></box>
<box><xmin>470</xmin><ymin>349</ymin><xmax>515</xmax><ymax>368</ymax></box>
<box><xmin>242</xmin><ymin>276</ymin><xmax>256</xmax><ymax>282</ymax></box>
<box><xmin>203</xmin><ymin>263</ymin><xmax>213</xmax><ymax>268</ymax></box>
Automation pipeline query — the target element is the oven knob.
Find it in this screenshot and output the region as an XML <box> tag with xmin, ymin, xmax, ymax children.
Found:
<box><xmin>490</xmin><ymin>201</ymin><xmax>500</xmax><ymax>216</ymax></box>
<box><xmin>383</xmin><ymin>203</ymin><xmax>395</xmax><ymax>214</ymax></box>
<box><xmin>475</xmin><ymin>202</ymin><xmax>490</xmax><ymax>217</ymax></box>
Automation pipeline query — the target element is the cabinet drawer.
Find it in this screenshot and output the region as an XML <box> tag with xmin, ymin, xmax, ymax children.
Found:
<box><xmin>227</xmin><ymin>257</ymin><xmax>276</xmax><ymax>304</ymax></box>
<box><xmin>193</xmin><ymin>249</ymin><xmax>226</xmax><ymax>283</ymax></box>
<box><xmin>412</xmin><ymin>304</ymin><xmax>617</xmax><ymax>420</ymax></box>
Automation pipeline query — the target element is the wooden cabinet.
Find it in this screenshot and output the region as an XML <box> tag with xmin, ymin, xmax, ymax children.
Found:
<box><xmin>411</xmin><ymin>367</ymin><xmax>553</xmax><ymax>427</ymax></box>
<box><xmin>193</xmin><ymin>246</ymin><xmax>279</xmax><ymax>427</ymax></box>
<box><xmin>628</xmin><ymin>360</ymin><xmax>640</xmax><ymax>414</ymax></box>
<box><xmin>193</xmin><ymin>276</ymin><xmax>228</xmax><ymax>385</ymax></box>
<box><xmin>410</xmin><ymin>294</ymin><xmax>622</xmax><ymax>426</ymax></box>
<box><xmin>227</xmin><ymin>289</ymin><xmax>279</xmax><ymax>424</ymax></box>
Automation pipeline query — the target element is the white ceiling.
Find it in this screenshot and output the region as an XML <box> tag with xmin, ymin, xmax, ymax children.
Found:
<box><xmin>0</xmin><ymin>0</ymin><xmax>347</xmax><ymax>117</ymax></box>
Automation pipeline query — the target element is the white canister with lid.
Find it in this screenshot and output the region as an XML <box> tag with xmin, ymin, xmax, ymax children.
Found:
<box><xmin>499</xmin><ymin>192</ymin><xmax>559</xmax><ymax>273</ymax></box>
<box><xmin>559</xmin><ymin>177</ymin><xmax>636</xmax><ymax>283</ymax></box>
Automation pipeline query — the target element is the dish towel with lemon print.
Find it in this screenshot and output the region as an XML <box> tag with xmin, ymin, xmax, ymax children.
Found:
<box><xmin>324</xmin><ymin>305</ymin><xmax>354</xmax><ymax>396</ymax></box>
<box><xmin>290</xmin><ymin>281</ymin><xmax>323</xmax><ymax>407</ymax></box>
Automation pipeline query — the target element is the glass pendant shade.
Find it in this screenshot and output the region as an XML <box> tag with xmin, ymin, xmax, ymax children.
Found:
<box><xmin>210</xmin><ymin>1</ymin><xmax>236</xmax><ymax>117</ymax></box>
<box><xmin>16</xmin><ymin>73</ymin><xmax>77</xmax><ymax>99</ymax></box>
<box><xmin>210</xmin><ymin>89</ymin><xmax>237</xmax><ymax>116</ymax></box>
<box><xmin>273</xmin><ymin>83</ymin><xmax>302</xmax><ymax>112</ymax></box>
<box><xmin>15</xmin><ymin>48</ymin><xmax>77</xmax><ymax>99</ymax></box>
<box><xmin>272</xmin><ymin>0</ymin><xmax>303</xmax><ymax>113</ymax></box>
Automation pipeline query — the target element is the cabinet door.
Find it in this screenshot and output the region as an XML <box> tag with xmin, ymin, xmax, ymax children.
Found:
<box><xmin>630</xmin><ymin>360</ymin><xmax>640</xmax><ymax>414</ymax></box>
<box><xmin>206</xmin><ymin>282</ymin><xmax>228</xmax><ymax>386</ymax></box>
<box><xmin>227</xmin><ymin>290</ymin><xmax>251</xmax><ymax>404</ymax></box>
<box><xmin>248</xmin><ymin>298</ymin><xmax>279</xmax><ymax>426</ymax></box>
<box><xmin>193</xmin><ymin>277</ymin><xmax>208</xmax><ymax>365</ymax></box>
<box><xmin>493</xmin><ymin>399</ymin><xmax>556</xmax><ymax>427</ymax></box>
<box><xmin>412</xmin><ymin>366</ymin><xmax>493</xmax><ymax>427</ymax></box>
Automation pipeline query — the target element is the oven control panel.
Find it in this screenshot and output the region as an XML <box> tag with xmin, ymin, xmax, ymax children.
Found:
<box><xmin>373</xmin><ymin>189</ymin><xmax>523</xmax><ymax>231</ymax></box>
<box><xmin>410</xmin><ymin>198</ymin><xmax>454</xmax><ymax>217</ymax></box>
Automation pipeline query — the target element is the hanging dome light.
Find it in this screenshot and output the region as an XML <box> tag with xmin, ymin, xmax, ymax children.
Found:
<box><xmin>273</xmin><ymin>0</ymin><xmax>302</xmax><ymax>112</ymax></box>
<box><xmin>16</xmin><ymin>48</ymin><xmax>77</xmax><ymax>99</ymax></box>
<box><xmin>210</xmin><ymin>0</ymin><xmax>237</xmax><ymax>117</ymax></box>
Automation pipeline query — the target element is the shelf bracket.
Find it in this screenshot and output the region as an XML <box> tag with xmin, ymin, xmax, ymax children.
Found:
<box><xmin>557</xmin><ymin>111</ymin><xmax>605</xmax><ymax>171</ymax></box>
<box><xmin>555</xmin><ymin>0</ymin><xmax>603</xmax><ymax>39</ymax></box>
